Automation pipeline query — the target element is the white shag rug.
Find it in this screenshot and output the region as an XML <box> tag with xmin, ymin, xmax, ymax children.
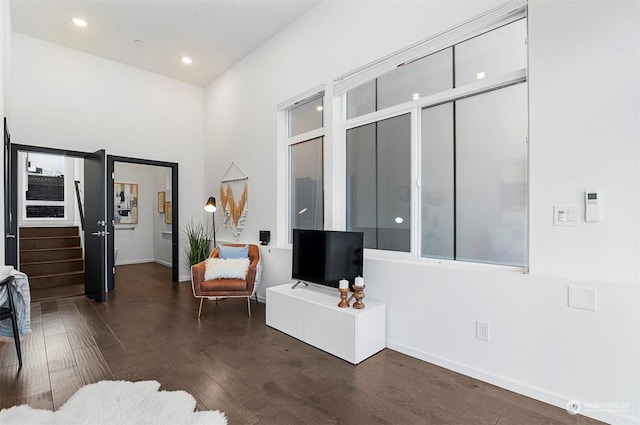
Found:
<box><xmin>0</xmin><ymin>380</ymin><xmax>227</xmax><ymax>425</ymax></box>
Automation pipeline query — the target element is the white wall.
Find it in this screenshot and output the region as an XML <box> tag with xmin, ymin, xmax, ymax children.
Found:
<box><xmin>113</xmin><ymin>162</ymin><xmax>171</xmax><ymax>266</ymax></box>
<box><xmin>113</xmin><ymin>162</ymin><xmax>150</xmax><ymax>264</ymax></box>
<box><xmin>203</xmin><ymin>1</ymin><xmax>640</xmax><ymax>423</ymax></box>
<box><xmin>9</xmin><ymin>33</ymin><xmax>204</xmax><ymax>280</ymax></box>
<box><xmin>0</xmin><ymin>0</ymin><xmax>11</xmax><ymax>263</ymax></box>
<box><xmin>528</xmin><ymin>1</ymin><xmax>640</xmax><ymax>284</ymax></box>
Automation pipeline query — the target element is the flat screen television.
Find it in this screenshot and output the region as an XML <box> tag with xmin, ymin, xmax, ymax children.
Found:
<box><xmin>292</xmin><ymin>229</ymin><xmax>364</xmax><ymax>289</ymax></box>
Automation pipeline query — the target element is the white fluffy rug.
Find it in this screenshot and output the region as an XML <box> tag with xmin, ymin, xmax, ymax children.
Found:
<box><xmin>0</xmin><ymin>380</ymin><xmax>227</xmax><ymax>425</ymax></box>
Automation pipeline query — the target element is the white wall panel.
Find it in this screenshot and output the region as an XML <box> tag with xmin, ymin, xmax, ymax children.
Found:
<box><xmin>9</xmin><ymin>34</ymin><xmax>204</xmax><ymax>279</ymax></box>
<box><xmin>0</xmin><ymin>0</ymin><xmax>12</xmax><ymax>263</ymax></box>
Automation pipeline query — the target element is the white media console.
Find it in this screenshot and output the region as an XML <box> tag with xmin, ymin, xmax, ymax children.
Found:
<box><xmin>266</xmin><ymin>283</ymin><xmax>386</xmax><ymax>364</ymax></box>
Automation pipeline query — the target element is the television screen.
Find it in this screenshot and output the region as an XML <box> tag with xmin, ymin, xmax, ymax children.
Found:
<box><xmin>292</xmin><ymin>229</ymin><xmax>364</xmax><ymax>289</ymax></box>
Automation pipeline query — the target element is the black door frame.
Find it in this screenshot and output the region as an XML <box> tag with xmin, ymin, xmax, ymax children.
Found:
<box><xmin>5</xmin><ymin>146</ymin><xmax>179</xmax><ymax>298</ymax></box>
<box><xmin>107</xmin><ymin>155</ymin><xmax>179</xmax><ymax>288</ymax></box>
<box><xmin>4</xmin><ymin>119</ymin><xmax>17</xmax><ymax>267</ymax></box>
<box><xmin>8</xmin><ymin>144</ymin><xmax>107</xmax><ymax>299</ymax></box>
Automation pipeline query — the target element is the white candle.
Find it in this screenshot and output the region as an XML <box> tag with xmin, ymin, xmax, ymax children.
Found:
<box><xmin>339</xmin><ymin>279</ymin><xmax>349</xmax><ymax>289</ymax></box>
<box><xmin>355</xmin><ymin>276</ymin><xmax>364</xmax><ymax>287</ymax></box>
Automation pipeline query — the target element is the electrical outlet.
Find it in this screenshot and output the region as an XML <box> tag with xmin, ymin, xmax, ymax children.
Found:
<box><xmin>476</xmin><ymin>320</ymin><xmax>489</xmax><ymax>341</ymax></box>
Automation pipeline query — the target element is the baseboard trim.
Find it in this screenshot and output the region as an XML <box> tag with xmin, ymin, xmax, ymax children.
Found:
<box><xmin>385</xmin><ymin>340</ymin><xmax>638</xmax><ymax>425</ymax></box>
<box><xmin>115</xmin><ymin>259</ymin><xmax>173</xmax><ymax>268</ymax></box>
<box><xmin>153</xmin><ymin>259</ymin><xmax>171</xmax><ymax>267</ymax></box>
<box><xmin>115</xmin><ymin>259</ymin><xmax>154</xmax><ymax>266</ymax></box>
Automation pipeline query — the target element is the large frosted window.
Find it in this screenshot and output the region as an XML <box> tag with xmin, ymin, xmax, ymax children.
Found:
<box><xmin>347</xmin><ymin>114</ymin><xmax>411</xmax><ymax>252</ymax></box>
<box><xmin>454</xmin><ymin>19</ymin><xmax>527</xmax><ymax>86</ymax></box>
<box><xmin>421</xmin><ymin>104</ymin><xmax>454</xmax><ymax>260</ymax></box>
<box><xmin>344</xmin><ymin>15</ymin><xmax>528</xmax><ymax>266</ymax></box>
<box><xmin>347</xmin><ymin>48</ymin><xmax>453</xmax><ymax>119</ymax></box>
<box><xmin>421</xmin><ymin>84</ymin><xmax>527</xmax><ymax>266</ymax></box>
<box><xmin>290</xmin><ymin>138</ymin><xmax>324</xmax><ymax>232</ymax></box>
<box><xmin>455</xmin><ymin>84</ymin><xmax>527</xmax><ymax>266</ymax></box>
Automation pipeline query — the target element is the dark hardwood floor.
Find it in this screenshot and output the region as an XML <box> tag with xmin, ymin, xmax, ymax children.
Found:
<box><xmin>0</xmin><ymin>263</ymin><xmax>603</xmax><ymax>425</ymax></box>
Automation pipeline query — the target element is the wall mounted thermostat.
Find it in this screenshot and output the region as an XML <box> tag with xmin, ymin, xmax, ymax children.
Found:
<box><xmin>585</xmin><ymin>191</ymin><xmax>600</xmax><ymax>222</ymax></box>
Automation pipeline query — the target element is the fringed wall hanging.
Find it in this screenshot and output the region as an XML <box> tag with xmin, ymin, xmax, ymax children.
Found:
<box><xmin>219</xmin><ymin>162</ymin><xmax>249</xmax><ymax>240</ymax></box>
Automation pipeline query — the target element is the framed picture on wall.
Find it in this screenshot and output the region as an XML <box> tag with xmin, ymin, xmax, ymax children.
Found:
<box><xmin>165</xmin><ymin>201</ymin><xmax>172</xmax><ymax>224</ymax></box>
<box><xmin>158</xmin><ymin>191</ymin><xmax>165</xmax><ymax>212</ymax></box>
<box><xmin>114</xmin><ymin>182</ymin><xmax>138</xmax><ymax>224</ymax></box>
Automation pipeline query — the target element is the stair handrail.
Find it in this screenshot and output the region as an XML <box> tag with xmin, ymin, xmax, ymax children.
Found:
<box><xmin>74</xmin><ymin>180</ymin><xmax>85</xmax><ymax>230</ymax></box>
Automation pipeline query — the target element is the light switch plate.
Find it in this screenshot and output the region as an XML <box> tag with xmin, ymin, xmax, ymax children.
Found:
<box><xmin>554</xmin><ymin>206</ymin><xmax>580</xmax><ymax>226</ymax></box>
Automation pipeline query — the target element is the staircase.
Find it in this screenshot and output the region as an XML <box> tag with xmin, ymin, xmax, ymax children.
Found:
<box><xmin>19</xmin><ymin>226</ymin><xmax>85</xmax><ymax>302</ymax></box>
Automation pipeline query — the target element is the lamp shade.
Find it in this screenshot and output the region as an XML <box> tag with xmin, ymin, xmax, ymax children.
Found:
<box><xmin>204</xmin><ymin>197</ymin><xmax>217</xmax><ymax>212</ymax></box>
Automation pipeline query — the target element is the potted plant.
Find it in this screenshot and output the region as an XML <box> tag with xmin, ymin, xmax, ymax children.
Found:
<box><xmin>184</xmin><ymin>220</ymin><xmax>214</xmax><ymax>267</ymax></box>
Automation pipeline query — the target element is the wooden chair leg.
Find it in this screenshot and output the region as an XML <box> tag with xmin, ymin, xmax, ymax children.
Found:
<box><xmin>247</xmin><ymin>297</ymin><xmax>251</xmax><ymax>318</ymax></box>
<box><xmin>198</xmin><ymin>298</ymin><xmax>204</xmax><ymax>319</ymax></box>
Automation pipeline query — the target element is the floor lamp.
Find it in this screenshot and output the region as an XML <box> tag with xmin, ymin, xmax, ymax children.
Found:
<box><xmin>204</xmin><ymin>196</ymin><xmax>217</xmax><ymax>248</ymax></box>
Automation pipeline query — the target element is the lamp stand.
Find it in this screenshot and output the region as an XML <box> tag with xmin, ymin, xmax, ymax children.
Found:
<box><xmin>212</xmin><ymin>211</ymin><xmax>217</xmax><ymax>248</ymax></box>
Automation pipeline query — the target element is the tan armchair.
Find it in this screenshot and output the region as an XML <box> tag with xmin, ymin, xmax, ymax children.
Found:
<box><xmin>191</xmin><ymin>243</ymin><xmax>261</xmax><ymax>318</ymax></box>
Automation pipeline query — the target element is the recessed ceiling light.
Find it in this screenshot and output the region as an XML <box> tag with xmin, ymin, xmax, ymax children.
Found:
<box><xmin>395</xmin><ymin>217</ymin><xmax>404</xmax><ymax>224</ymax></box>
<box><xmin>134</xmin><ymin>40</ymin><xmax>143</xmax><ymax>45</ymax></box>
<box><xmin>412</xmin><ymin>93</ymin><xmax>420</xmax><ymax>100</ymax></box>
<box><xmin>476</xmin><ymin>71</ymin><xmax>486</xmax><ymax>80</ymax></box>
<box><xmin>72</xmin><ymin>18</ymin><xmax>88</xmax><ymax>27</ymax></box>
<box><xmin>181</xmin><ymin>57</ymin><xmax>193</xmax><ymax>65</ymax></box>
<box><xmin>316</xmin><ymin>106</ymin><xmax>323</xmax><ymax>111</ymax></box>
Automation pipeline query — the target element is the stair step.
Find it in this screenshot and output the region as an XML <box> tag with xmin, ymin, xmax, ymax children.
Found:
<box><xmin>20</xmin><ymin>236</ymin><xmax>81</xmax><ymax>250</ymax></box>
<box><xmin>20</xmin><ymin>247</ymin><xmax>83</xmax><ymax>263</ymax></box>
<box><xmin>20</xmin><ymin>258</ymin><xmax>84</xmax><ymax>277</ymax></box>
<box><xmin>28</xmin><ymin>271</ymin><xmax>85</xmax><ymax>290</ymax></box>
<box><xmin>31</xmin><ymin>284</ymin><xmax>85</xmax><ymax>303</ymax></box>
<box><xmin>18</xmin><ymin>226</ymin><xmax>86</xmax><ymax>301</ymax></box>
<box><xmin>20</xmin><ymin>226</ymin><xmax>79</xmax><ymax>238</ymax></box>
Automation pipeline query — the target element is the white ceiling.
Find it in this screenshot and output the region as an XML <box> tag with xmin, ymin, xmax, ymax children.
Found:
<box><xmin>10</xmin><ymin>0</ymin><xmax>321</xmax><ymax>87</ymax></box>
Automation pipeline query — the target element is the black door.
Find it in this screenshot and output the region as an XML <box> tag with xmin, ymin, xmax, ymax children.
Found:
<box><xmin>106</xmin><ymin>157</ymin><xmax>115</xmax><ymax>292</ymax></box>
<box><xmin>4</xmin><ymin>119</ymin><xmax>17</xmax><ymax>267</ymax></box>
<box><xmin>83</xmin><ymin>149</ymin><xmax>107</xmax><ymax>302</ymax></box>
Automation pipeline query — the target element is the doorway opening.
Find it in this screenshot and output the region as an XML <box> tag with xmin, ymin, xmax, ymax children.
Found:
<box><xmin>18</xmin><ymin>150</ymin><xmax>84</xmax><ymax>300</ymax></box>
<box><xmin>8</xmin><ymin>144</ymin><xmax>98</xmax><ymax>301</ymax></box>
<box><xmin>4</xmin><ymin>143</ymin><xmax>179</xmax><ymax>302</ymax></box>
<box><xmin>107</xmin><ymin>155</ymin><xmax>178</xmax><ymax>292</ymax></box>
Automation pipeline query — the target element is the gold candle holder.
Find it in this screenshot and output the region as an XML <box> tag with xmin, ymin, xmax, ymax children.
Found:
<box><xmin>352</xmin><ymin>285</ymin><xmax>365</xmax><ymax>309</ymax></box>
<box><xmin>338</xmin><ymin>288</ymin><xmax>350</xmax><ymax>308</ymax></box>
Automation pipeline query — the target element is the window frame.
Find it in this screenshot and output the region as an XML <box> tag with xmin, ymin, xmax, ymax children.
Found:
<box><xmin>336</xmin><ymin>13</ymin><xmax>529</xmax><ymax>269</ymax></box>
<box><xmin>277</xmin><ymin>86</ymin><xmax>326</xmax><ymax>245</ymax></box>
<box><xmin>21</xmin><ymin>152</ymin><xmax>69</xmax><ymax>221</ymax></box>
<box><xmin>275</xmin><ymin>1</ymin><xmax>530</xmax><ymax>270</ymax></box>
<box><xmin>333</xmin><ymin>0</ymin><xmax>526</xmax><ymax>96</ymax></box>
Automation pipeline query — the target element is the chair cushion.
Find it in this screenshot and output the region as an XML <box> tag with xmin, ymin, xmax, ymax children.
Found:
<box><xmin>204</xmin><ymin>257</ymin><xmax>250</xmax><ymax>280</ymax></box>
<box><xmin>218</xmin><ymin>244</ymin><xmax>248</xmax><ymax>259</ymax></box>
<box><xmin>201</xmin><ymin>278</ymin><xmax>248</xmax><ymax>292</ymax></box>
